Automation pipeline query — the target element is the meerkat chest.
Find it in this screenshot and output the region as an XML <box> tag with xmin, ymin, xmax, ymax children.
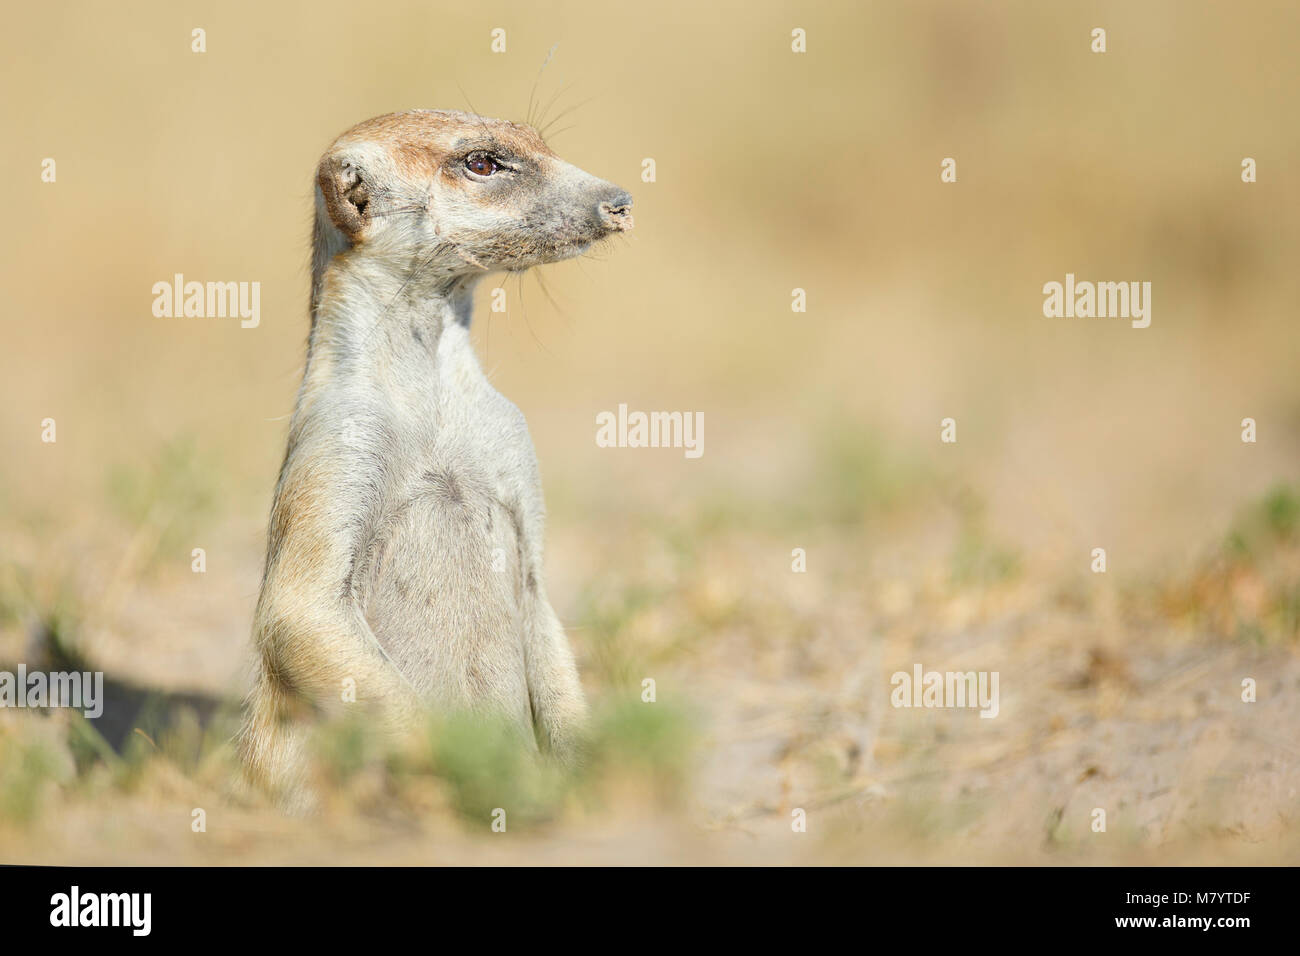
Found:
<box><xmin>358</xmin><ymin>328</ymin><xmax>541</xmax><ymax>594</ymax></box>
<box><xmin>360</xmin><ymin>353</ymin><xmax>539</xmax><ymax>697</ymax></box>
<box><xmin>397</xmin><ymin>331</ymin><xmax>539</xmax><ymax>508</ymax></box>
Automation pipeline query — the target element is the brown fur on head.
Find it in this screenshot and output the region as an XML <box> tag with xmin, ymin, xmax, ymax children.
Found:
<box><xmin>309</xmin><ymin>109</ymin><xmax>633</xmax><ymax>319</ymax></box>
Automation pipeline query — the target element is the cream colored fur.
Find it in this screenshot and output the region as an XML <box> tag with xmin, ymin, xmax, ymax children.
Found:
<box><xmin>239</xmin><ymin>110</ymin><xmax>632</xmax><ymax>809</ymax></box>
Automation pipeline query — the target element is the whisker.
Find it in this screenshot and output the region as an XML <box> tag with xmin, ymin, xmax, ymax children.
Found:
<box><xmin>526</xmin><ymin>43</ymin><xmax>559</xmax><ymax>127</ymax></box>
<box><xmin>541</xmin><ymin>124</ymin><xmax>577</xmax><ymax>142</ymax></box>
<box><xmin>534</xmin><ymin>81</ymin><xmax>576</xmax><ymax>134</ymax></box>
<box><xmin>515</xmin><ymin>270</ymin><xmax>555</xmax><ymax>358</ymax></box>
<box><xmin>538</xmin><ymin>95</ymin><xmax>597</xmax><ymax>140</ymax></box>
<box><xmin>533</xmin><ymin>268</ymin><xmax>572</xmax><ymax>329</ymax></box>
<box><xmin>353</xmin><ymin>243</ymin><xmax>452</xmax><ymax>353</ymax></box>
<box><xmin>365</xmin><ymin>205</ymin><xmax>426</xmax><ymax>221</ymax></box>
<box><xmin>457</xmin><ymin>85</ymin><xmax>496</xmax><ymax>140</ymax></box>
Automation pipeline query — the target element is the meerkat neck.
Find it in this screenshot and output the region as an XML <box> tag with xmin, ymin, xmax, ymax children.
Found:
<box><xmin>310</xmin><ymin>259</ymin><xmax>480</xmax><ymax>358</ymax></box>
<box><xmin>299</xmin><ymin>259</ymin><xmax>483</xmax><ymax>416</ymax></box>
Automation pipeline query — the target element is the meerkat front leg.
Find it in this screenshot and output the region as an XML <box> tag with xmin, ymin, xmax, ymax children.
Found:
<box><xmin>240</xmin><ymin>471</ymin><xmax>426</xmax><ymax>806</ymax></box>
<box><xmin>510</xmin><ymin>492</ymin><xmax>589</xmax><ymax>762</ymax></box>
<box><xmin>522</xmin><ymin>584</ymin><xmax>590</xmax><ymax>765</ymax></box>
<box><xmin>240</xmin><ymin>582</ymin><xmax>427</xmax><ymax>809</ymax></box>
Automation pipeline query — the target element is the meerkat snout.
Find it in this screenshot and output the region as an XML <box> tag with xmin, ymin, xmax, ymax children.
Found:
<box><xmin>598</xmin><ymin>189</ymin><xmax>634</xmax><ymax>232</ymax></box>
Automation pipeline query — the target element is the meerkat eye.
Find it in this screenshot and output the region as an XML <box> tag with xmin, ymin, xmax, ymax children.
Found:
<box><xmin>465</xmin><ymin>152</ymin><xmax>502</xmax><ymax>177</ymax></box>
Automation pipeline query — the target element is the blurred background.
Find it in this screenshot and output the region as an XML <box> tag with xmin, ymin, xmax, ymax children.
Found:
<box><xmin>1</xmin><ymin>0</ymin><xmax>1297</xmax><ymax>863</ymax></box>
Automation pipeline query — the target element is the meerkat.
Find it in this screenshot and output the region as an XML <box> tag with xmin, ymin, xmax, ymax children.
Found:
<box><xmin>238</xmin><ymin>110</ymin><xmax>633</xmax><ymax>809</ymax></box>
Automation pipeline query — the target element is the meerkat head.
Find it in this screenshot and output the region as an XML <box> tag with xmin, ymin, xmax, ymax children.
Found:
<box><xmin>311</xmin><ymin>109</ymin><xmax>632</xmax><ymax>313</ymax></box>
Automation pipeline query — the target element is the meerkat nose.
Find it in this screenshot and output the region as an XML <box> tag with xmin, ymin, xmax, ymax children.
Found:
<box><xmin>597</xmin><ymin>189</ymin><xmax>634</xmax><ymax>232</ymax></box>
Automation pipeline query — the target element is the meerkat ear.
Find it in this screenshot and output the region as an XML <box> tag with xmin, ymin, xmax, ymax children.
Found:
<box><xmin>317</xmin><ymin>154</ymin><xmax>372</xmax><ymax>240</ymax></box>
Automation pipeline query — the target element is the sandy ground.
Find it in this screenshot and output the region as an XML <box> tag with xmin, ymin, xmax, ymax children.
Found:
<box><xmin>2</xmin><ymin>471</ymin><xmax>1296</xmax><ymax>865</ymax></box>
